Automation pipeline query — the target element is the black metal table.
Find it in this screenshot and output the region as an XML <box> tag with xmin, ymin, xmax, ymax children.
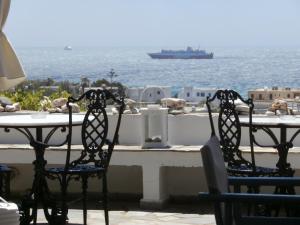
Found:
<box><xmin>0</xmin><ymin>113</ymin><xmax>83</xmax><ymax>225</ymax></box>
<box><xmin>240</xmin><ymin>115</ymin><xmax>300</xmax><ymax>176</ymax></box>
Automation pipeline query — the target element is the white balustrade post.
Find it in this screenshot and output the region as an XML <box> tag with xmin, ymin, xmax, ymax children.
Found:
<box><xmin>140</xmin><ymin>164</ymin><xmax>168</xmax><ymax>209</ymax></box>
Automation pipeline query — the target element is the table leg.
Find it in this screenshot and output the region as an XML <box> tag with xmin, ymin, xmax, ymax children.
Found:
<box><xmin>20</xmin><ymin>128</ymin><xmax>63</xmax><ymax>225</ymax></box>
<box><xmin>273</xmin><ymin>128</ymin><xmax>295</xmax><ymax>197</ymax></box>
<box><xmin>276</xmin><ymin>128</ymin><xmax>294</xmax><ymax>176</ymax></box>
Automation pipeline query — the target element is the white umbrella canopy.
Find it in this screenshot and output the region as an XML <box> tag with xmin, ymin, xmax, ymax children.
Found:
<box><xmin>0</xmin><ymin>0</ymin><xmax>25</xmax><ymax>91</ymax></box>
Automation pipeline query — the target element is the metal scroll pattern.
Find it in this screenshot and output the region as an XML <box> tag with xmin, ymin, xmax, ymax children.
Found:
<box><xmin>71</xmin><ymin>90</ymin><xmax>110</xmax><ymax>168</ymax></box>
<box><xmin>216</xmin><ymin>90</ymin><xmax>250</xmax><ymax>167</ymax></box>
<box><xmin>44</xmin><ymin>89</ymin><xmax>125</xmax><ymax>177</ymax></box>
<box><xmin>80</xmin><ymin>107</ymin><xmax>108</xmax><ymax>167</ymax></box>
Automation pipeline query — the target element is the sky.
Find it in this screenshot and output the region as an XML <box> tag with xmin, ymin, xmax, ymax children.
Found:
<box><xmin>5</xmin><ymin>0</ymin><xmax>300</xmax><ymax>47</ymax></box>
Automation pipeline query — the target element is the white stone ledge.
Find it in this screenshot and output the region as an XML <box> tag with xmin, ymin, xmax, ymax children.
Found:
<box><xmin>1</xmin><ymin>144</ymin><xmax>300</xmax><ymax>170</ymax></box>
<box><xmin>1</xmin><ymin>143</ymin><xmax>300</xmax><ymax>152</ymax></box>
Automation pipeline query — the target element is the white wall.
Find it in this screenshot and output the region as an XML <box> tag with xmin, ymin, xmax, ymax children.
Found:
<box><xmin>178</xmin><ymin>87</ymin><xmax>217</xmax><ymax>103</ymax></box>
<box><xmin>126</xmin><ymin>86</ymin><xmax>171</xmax><ymax>103</ymax></box>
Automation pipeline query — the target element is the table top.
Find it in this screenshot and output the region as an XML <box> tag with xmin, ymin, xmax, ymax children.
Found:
<box><xmin>240</xmin><ymin>115</ymin><xmax>300</xmax><ymax>128</ymax></box>
<box><xmin>0</xmin><ymin>113</ymin><xmax>84</xmax><ymax>128</ymax></box>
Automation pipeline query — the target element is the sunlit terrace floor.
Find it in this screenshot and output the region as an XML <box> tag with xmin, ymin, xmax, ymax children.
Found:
<box><xmin>35</xmin><ymin>200</ymin><xmax>216</xmax><ymax>225</ymax></box>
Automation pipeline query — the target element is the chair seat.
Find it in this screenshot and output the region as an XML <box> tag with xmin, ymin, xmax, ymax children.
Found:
<box><xmin>0</xmin><ymin>164</ymin><xmax>11</xmax><ymax>172</ymax></box>
<box><xmin>46</xmin><ymin>164</ymin><xmax>105</xmax><ymax>175</ymax></box>
<box><xmin>228</xmin><ymin>164</ymin><xmax>281</xmax><ymax>177</ymax></box>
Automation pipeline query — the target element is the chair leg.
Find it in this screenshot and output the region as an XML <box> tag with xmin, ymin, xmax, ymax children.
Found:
<box><xmin>61</xmin><ymin>177</ymin><xmax>69</xmax><ymax>225</ymax></box>
<box><xmin>82</xmin><ymin>176</ymin><xmax>88</xmax><ymax>225</ymax></box>
<box><xmin>103</xmin><ymin>173</ymin><xmax>109</xmax><ymax>225</ymax></box>
<box><xmin>0</xmin><ymin>171</ymin><xmax>10</xmax><ymax>199</ymax></box>
<box><xmin>5</xmin><ymin>171</ymin><xmax>11</xmax><ymax>198</ymax></box>
<box><xmin>33</xmin><ymin>197</ymin><xmax>38</xmax><ymax>225</ymax></box>
<box><xmin>0</xmin><ymin>173</ymin><xmax>3</xmax><ymax>196</ymax></box>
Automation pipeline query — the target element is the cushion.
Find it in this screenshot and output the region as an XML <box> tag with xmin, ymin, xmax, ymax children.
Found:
<box><xmin>47</xmin><ymin>164</ymin><xmax>105</xmax><ymax>174</ymax></box>
<box><xmin>201</xmin><ymin>136</ymin><xmax>229</xmax><ymax>193</ymax></box>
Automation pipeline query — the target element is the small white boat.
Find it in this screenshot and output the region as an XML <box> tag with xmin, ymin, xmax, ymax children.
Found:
<box><xmin>64</xmin><ymin>46</ymin><xmax>72</xmax><ymax>50</ymax></box>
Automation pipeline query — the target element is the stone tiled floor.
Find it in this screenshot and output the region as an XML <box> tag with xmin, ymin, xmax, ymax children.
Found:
<box><xmin>35</xmin><ymin>200</ymin><xmax>215</xmax><ymax>224</ymax></box>
<box><xmin>37</xmin><ymin>209</ymin><xmax>216</xmax><ymax>225</ymax></box>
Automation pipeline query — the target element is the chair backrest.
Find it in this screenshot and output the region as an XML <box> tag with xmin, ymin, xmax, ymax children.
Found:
<box><xmin>201</xmin><ymin>136</ymin><xmax>231</xmax><ymax>225</ymax></box>
<box><xmin>201</xmin><ymin>136</ymin><xmax>300</xmax><ymax>225</ymax></box>
<box><xmin>206</xmin><ymin>89</ymin><xmax>255</xmax><ymax>170</ymax></box>
<box><xmin>201</xmin><ymin>135</ymin><xmax>229</xmax><ymax>194</ymax></box>
<box><xmin>65</xmin><ymin>89</ymin><xmax>125</xmax><ymax>170</ymax></box>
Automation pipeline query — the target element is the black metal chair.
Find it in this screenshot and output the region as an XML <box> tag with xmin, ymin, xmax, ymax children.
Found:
<box><xmin>206</xmin><ymin>89</ymin><xmax>280</xmax><ymax>177</ymax></box>
<box><xmin>0</xmin><ymin>164</ymin><xmax>11</xmax><ymax>198</ymax></box>
<box><xmin>199</xmin><ymin>136</ymin><xmax>300</xmax><ymax>225</ymax></box>
<box><xmin>46</xmin><ymin>89</ymin><xmax>125</xmax><ymax>225</ymax></box>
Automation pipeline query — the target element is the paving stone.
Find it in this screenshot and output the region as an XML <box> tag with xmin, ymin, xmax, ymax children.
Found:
<box><xmin>36</xmin><ymin>209</ymin><xmax>216</xmax><ymax>225</ymax></box>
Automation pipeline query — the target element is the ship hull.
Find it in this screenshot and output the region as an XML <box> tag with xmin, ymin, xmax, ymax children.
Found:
<box><xmin>148</xmin><ymin>53</ymin><xmax>213</xmax><ymax>59</ymax></box>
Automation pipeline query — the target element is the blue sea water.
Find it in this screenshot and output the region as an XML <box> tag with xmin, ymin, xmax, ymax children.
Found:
<box><xmin>16</xmin><ymin>46</ymin><xmax>300</xmax><ymax>96</ymax></box>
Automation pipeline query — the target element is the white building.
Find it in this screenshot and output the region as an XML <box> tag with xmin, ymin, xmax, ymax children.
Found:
<box><xmin>178</xmin><ymin>87</ymin><xmax>217</xmax><ymax>103</ymax></box>
<box><xmin>248</xmin><ymin>86</ymin><xmax>300</xmax><ymax>101</ymax></box>
<box><xmin>126</xmin><ymin>86</ymin><xmax>171</xmax><ymax>103</ymax></box>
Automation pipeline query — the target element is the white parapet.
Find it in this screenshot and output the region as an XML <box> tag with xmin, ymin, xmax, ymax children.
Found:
<box><xmin>1</xmin><ymin>112</ymin><xmax>300</xmax><ymax>147</ymax></box>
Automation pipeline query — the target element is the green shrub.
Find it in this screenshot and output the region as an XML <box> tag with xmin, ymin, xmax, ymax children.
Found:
<box><xmin>48</xmin><ymin>88</ymin><xmax>71</xmax><ymax>100</ymax></box>
<box><xmin>0</xmin><ymin>89</ymin><xmax>71</xmax><ymax>111</ymax></box>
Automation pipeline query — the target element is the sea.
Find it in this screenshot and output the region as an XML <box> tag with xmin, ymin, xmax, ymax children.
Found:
<box><xmin>16</xmin><ymin>46</ymin><xmax>300</xmax><ymax>97</ymax></box>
